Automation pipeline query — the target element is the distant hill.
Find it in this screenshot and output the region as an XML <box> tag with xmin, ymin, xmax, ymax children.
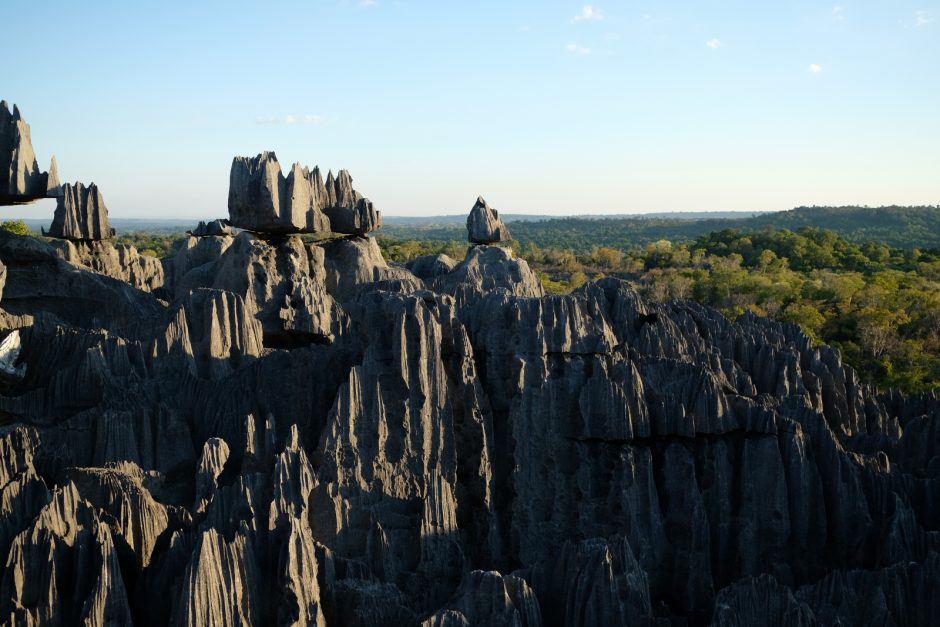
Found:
<box><xmin>379</xmin><ymin>206</ymin><xmax>940</xmax><ymax>251</ymax></box>
<box><xmin>20</xmin><ymin>218</ymin><xmax>195</xmax><ymax>235</ymax></box>
<box><xmin>15</xmin><ymin>206</ymin><xmax>940</xmax><ymax>250</ymax></box>
<box><xmin>382</xmin><ymin>210</ymin><xmax>769</xmax><ymax>226</ymax></box>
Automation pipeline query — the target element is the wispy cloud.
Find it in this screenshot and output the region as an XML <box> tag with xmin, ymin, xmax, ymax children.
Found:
<box><xmin>705</xmin><ymin>38</ymin><xmax>721</xmax><ymax>49</ymax></box>
<box><xmin>566</xmin><ymin>43</ymin><xmax>591</xmax><ymax>55</ymax></box>
<box><xmin>256</xmin><ymin>114</ymin><xmax>324</xmax><ymax>125</ymax></box>
<box><xmin>808</xmin><ymin>63</ymin><xmax>824</xmax><ymax>74</ymax></box>
<box><xmin>832</xmin><ymin>5</ymin><xmax>844</xmax><ymax>21</ymax></box>
<box><xmin>573</xmin><ymin>5</ymin><xmax>603</xmax><ymax>22</ymax></box>
<box><xmin>900</xmin><ymin>10</ymin><xmax>933</xmax><ymax>28</ymax></box>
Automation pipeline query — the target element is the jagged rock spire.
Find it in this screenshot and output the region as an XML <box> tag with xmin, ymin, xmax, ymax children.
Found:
<box><xmin>228</xmin><ymin>152</ymin><xmax>381</xmax><ymax>235</ymax></box>
<box><xmin>0</xmin><ymin>100</ymin><xmax>57</xmax><ymax>204</ymax></box>
<box><xmin>46</xmin><ymin>155</ymin><xmax>60</xmax><ymax>194</ymax></box>
<box><xmin>43</xmin><ymin>182</ymin><xmax>114</xmax><ymax>241</ymax></box>
<box><xmin>467</xmin><ymin>196</ymin><xmax>511</xmax><ymax>244</ymax></box>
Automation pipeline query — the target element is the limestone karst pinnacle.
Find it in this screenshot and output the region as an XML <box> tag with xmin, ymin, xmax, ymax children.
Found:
<box><xmin>0</xmin><ymin>100</ymin><xmax>59</xmax><ymax>204</ymax></box>
<box><xmin>42</xmin><ymin>182</ymin><xmax>115</xmax><ymax>240</ymax></box>
<box><xmin>228</xmin><ymin>152</ymin><xmax>381</xmax><ymax>235</ymax></box>
<box><xmin>467</xmin><ymin>195</ymin><xmax>511</xmax><ymax>244</ymax></box>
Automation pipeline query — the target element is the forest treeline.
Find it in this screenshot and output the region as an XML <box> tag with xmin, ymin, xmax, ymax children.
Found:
<box><xmin>379</xmin><ymin>205</ymin><xmax>940</xmax><ymax>251</ymax></box>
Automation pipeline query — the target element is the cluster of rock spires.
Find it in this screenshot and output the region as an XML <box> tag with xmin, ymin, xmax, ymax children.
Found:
<box><xmin>1</xmin><ymin>103</ymin><xmax>940</xmax><ymax>626</ymax></box>
<box><xmin>229</xmin><ymin>152</ymin><xmax>381</xmax><ymax>236</ymax></box>
<box><xmin>0</xmin><ymin>101</ymin><xmax>164</xmax><ymax>295</ymax></box>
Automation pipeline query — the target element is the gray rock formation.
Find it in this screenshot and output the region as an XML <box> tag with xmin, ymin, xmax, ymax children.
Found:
<box><xmin>168</xmin><ymin>231</ymin><xmax>350</xmax><ymax>345</ymax></box>
<box><xmin>49</xmin><ymin>239</ymin><xmax>165</xmax><ymax>293</ymax></box>
<box><xmin>189</xmin><ymin>219</ymin><xmax>233</xmax><ymax>237</ymax></box>
<box><xmin>0</xmin><ymin>230</ymin><xmax>164</xmax><ymax>340</ymax></box>
<box><xmin>406</xmin><ymin>254</ymin><xmax>458</xmax><ymax>281</ymax></box>
<box><xmin>0</xmin><ymin>101</ymin><xmax>58</xmax><ymax>204</ymax></box>
<box><xmin>43</xmin><ymin>182</ymin><xmax>115</xmax><ymax>240</ymax></box>
<box><xmin>467</xmin><ymin>196</ymin><xmax>511</xmax><ymax>244</ymax></box>
<box><xmin>228</xmin><ymin>153</ymin><xmax>380</xmax><ymax>235</ymax></box>
<box><xmin>433</xmin><ymin>244</ymin><xmax>543</xmax><ymax>308</ymax></box>
<box><xmin>319</xmin><ymin>236</ymin><xmax>424</xmax><ymax>303</ymax></box>
<box><xmin>1</xmin><ymin>142</ymin><xmax>939</xmax><ymax>624</ymax></box>
<box><xmin>321</xmin><ymin>170</ymin><xmax>382</xmax><ymax>235</ymax></box>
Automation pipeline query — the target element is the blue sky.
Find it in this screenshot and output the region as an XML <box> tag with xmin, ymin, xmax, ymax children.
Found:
<box><xmin>5</xmin><ymin>1</ymin><xmax>939</xmax><ymax>218</ymax></box>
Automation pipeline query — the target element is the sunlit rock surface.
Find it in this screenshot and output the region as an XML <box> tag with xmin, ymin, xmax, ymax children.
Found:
<box><xmin>228</xmin><ymin>152</ymin><xmax>380</xmax><ymax>235</ymax></box>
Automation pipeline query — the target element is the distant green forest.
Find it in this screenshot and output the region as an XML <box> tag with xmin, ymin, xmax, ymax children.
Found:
<box><xmin>378</xmin><ymin>206</ymin><xmax>940</xmax><ymax>251</ymax></box>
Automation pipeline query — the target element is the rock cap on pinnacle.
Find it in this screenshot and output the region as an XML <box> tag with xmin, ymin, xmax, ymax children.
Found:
<box><xmin>467</xmin><ymin>196</ymin><xmax>511</xmax><ymax>245</ymax></box>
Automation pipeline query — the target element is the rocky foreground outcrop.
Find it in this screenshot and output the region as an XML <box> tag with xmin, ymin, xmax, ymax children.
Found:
<box><xmin>0</xmin><ymin>101</ymin><xmax>58</xmax><ymax>204</ymax></box>
<box><xmin>0</xmin><ymin>154</ymin><xmax>938</xmax><ymax>625</ymax></box>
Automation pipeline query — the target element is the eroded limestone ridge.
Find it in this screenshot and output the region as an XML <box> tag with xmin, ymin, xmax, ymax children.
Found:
<box><xmin>228</xmin><ymin>152</ymin><xmax>381</xmax><ymax>235</ymax></box>
<box><xmin>0</xmin><ymin>100</ymin><xmax>59</xmax><ymax>204</ymax></box>
<box><xmin>43</xmin><ymin>182</ymin><xmax>115</xmax><ymax>241</ymax></box>
<box><xmin>467</xmin><ymin>196</ymin><xmax>511</xmax><ymax>244</ymax></box>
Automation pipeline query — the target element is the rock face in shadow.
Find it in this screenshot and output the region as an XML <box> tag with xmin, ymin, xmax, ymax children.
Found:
<box><xmin>43</xmin><ymin>182</ymin><xmax>115</xmax><ymax>240</ymax></box>
<box><xmin>49</xmin><ymin>239</ymin><xmax>165</xmax><ymax>293</ymax></box>
<box><xmin>0</xmin><ymin>101</ymin><xmax>58</xmax><ymax>204</ymax></box>
<box><xmin>1</xmin><ymin>154</ymin><xmax>939</xmax><ymax>624</ymax></box>
<box><xmin>467</xmin><ymin>196</ymin><xmax>511</xmax><ymax>244</ymax></box>
<box><xmin>228</xmin><ymin>152</ymin><xmax>380</xmax><ymax>235</ymax></box>
<box><xmin>407</xmin><ymin>254</ymin><xmax>458</xmax><ymax>281</ymax></box>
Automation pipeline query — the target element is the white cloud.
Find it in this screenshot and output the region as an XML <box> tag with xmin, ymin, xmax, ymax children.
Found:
<box><xmin>573</xmin><ymin>5</ymin><xmax>603</xmax><ymax>22</ymax></box>
<box><xmin>808</xmin><ymin>63</ymin><xmax>823</xmax><ymax>73</ymax></box>
<box><xmin>290</xmin><ymin>114</ymin><xmax>322</xmax><ymax>125</ymax></box>
<box><xmin>705</xmin><ymin>38</ymin><xmax>721</xmax><ymax>49</ymax></box>
<box><xmin>832</xmin><ymin>6</ymin><xmax>844</xmax><ymax>21</ymax></box>
<box><xmin>566</xmin><ymin>43</ymin><xmax>591</xmax><ymax>55</ymax></box>
<box><xmin>255</xmin><ymin>114</ymin><xmax>324</xmax><ymax>125</ymax></box>
<box><xmin>914</xmin><ymin>10</ymin><xmax>932</xmax><ymax>27</ymax></box>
